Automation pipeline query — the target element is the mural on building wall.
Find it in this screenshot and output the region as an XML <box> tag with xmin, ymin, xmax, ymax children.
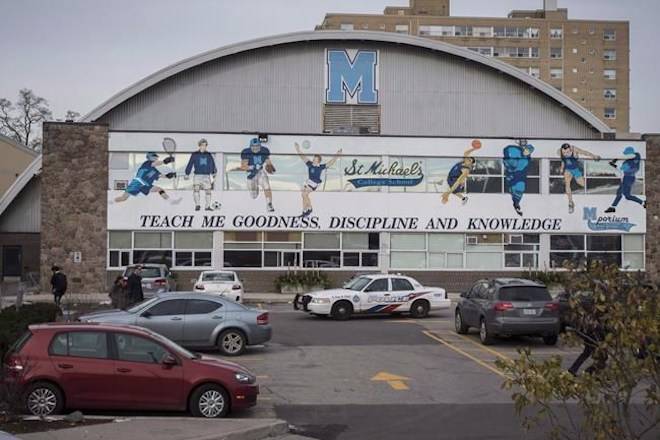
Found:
<box><xmin>558</xmin><ymin>143</ymin><xmax>601</xmax><ymax>214</ymax></box>
<box><xmin>441</xmin><ymin>139</ymin><xmax>481</xmax><ymax>205</ymax></box>
<box><xmin>294</xmin><ymin>141</ymin><xmax>342</xmax><ymax>217</ymax></box>
<box><xmin>503</xmin><ymin>139</ymin><xmax>535</xmax><ymax>216</ymax></box>
<box><xmin>605</xmin><ymin>146</ymin><xmax>646</xmax><ymax>213</ymax></box>
<box><xmin>183</xmin><ymin>138</ymin><xmax>218</xmax><ymax>211</ymax></box>
<box><xmin>231</xmin><ymin>138</ymin><xmax>276</xmax><ymax>212</ymax></box>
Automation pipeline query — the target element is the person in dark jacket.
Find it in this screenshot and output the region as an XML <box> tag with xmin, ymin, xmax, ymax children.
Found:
<box><xmin>568</xmin><ymin>297</ymin><xmax>607</xmax><ymax>376</ymax></box>
<box><xmin>109</xmin><ymin>276</ymin><xmax>128</xmax><ymax>309</ymax></box>
<box><xmin>50</xmin><ymin>265</ymin><xmax>67</xmax><ymax>306</ymax></box>
<box><xmin>126</xmin><ymin>266</ymin><xmax>144</xmax><ymax>306</ymax></box>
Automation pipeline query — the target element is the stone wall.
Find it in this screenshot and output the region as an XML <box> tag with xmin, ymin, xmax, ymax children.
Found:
<box><xmin>41</xmin><ymin>123</ymin><xmax>109</xmax><ymax>293</ymax></box>
<box><xmin>642</xmin><ymin>134</ymin><xmax>659</xmax><ymax>280</ymax></box>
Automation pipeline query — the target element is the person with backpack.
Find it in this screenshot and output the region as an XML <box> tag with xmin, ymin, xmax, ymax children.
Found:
<box><xmin>50</xmin><ymin>265</ymin><xmax>67</xmax><ymax>306</ymax></box>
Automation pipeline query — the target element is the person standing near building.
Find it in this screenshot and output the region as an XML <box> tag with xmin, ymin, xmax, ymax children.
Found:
<box><xmin>503</xmin><ymin>139</ymin><xmax>535</xmax><ymax>217</ymax></box>
<box><xmin>50</xmin><ymin>265</ymin><xmax>67</xmax><ymax>306</ymax></box>
<box><xmin>604</xmin><ymin>146</ymin><xmax>646</xmax><ymax>213</ymax></box>
<box><xmin>294</xmin><ymin>142</ymin><xmax>342</xmax><ymax>217</ymax></box>
<box><xmin>184</xmin><ymin>138</ymin><xmax>218</xmax><ymax>211</ymax></box>
<box><xmin>237</xmin><ymin>138</ymin><xmax>276</xmax><ymax>212</ymax></box>
<box><xmin>558</xmin><ymin>143</ymin><xmax>601</xmax><ymax>214</ymax></box>
<box><xmin>109</xmin><ymin>275</ymin><xmax>128</xmax><ymax>309</ymax></box>
<box><xmin>127</xmin><ymin>266</ymin><xmax>144</xmax><ymax>306</ymax></box>
<box><xmin>441</xmin><ymin>140</ymin><xmax>481</xmax><ymax>205</ymax></box>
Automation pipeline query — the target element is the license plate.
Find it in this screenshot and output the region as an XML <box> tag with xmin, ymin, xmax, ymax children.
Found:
<box><xmin>144</xmin><ymin>283</ymin><xmax>151</xmax><ymax>289</ymax></box>
<box><xmin>523</xmin><ymin>309</ymin><xmax>537</xmax><ymax>315</ymax></box>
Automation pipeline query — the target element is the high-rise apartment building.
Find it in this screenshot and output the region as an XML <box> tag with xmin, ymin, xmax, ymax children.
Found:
<box><xmin>317</xmin><ymin>0</ymin><xmax>630</xmax><ymax>132</ymax></box>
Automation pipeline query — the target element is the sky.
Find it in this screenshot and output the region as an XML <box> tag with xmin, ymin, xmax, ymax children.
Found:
<box><xmin>1</xmin><ymin>0</ymin><xmax>658</xmax><ymax>132</ymax></box>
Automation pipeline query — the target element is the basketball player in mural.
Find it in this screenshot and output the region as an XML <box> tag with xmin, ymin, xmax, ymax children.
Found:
<box><xmin>557</xmin><ymin>143</ymin><xmax>601</xmax><ymax>214</ymax></box>
<box><xmin>441</xmin><ymin>139</ymin><xmax>481</xmax><ymax>205</ymax></box>
<box><xmin>503</xmin><ymin>139</ymin><xmax>535</xmax><ymax>216</ymax></box>
<box><xmin>604</xmin><ymin>146</ymin><xmax>647</xmax><ymax>213</ymax></box>
<box><xmin>184</xmin><ymin>138</ymin><xmax>218</xmax><ymax>211</ymax></box>
<box><xmin>114</xmin><ymin>152</ymin><xmax>180</xmax><ymax>204</ymax></box>
<box><xmin>235</xmin><ymin>138</ymin><xmax>276</xmax><ymax>212</ymax></box>
<box><xmin>294</xmin><ymin>142</ymin><xmax>342</xmax><ymax>217</ymax></box>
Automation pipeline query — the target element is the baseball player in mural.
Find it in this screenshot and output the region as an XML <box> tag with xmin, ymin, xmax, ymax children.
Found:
<box><xmin>294</xmin><ymin>142</ymin><xmax>342</xmax><ymax>217</ymax></box>
<box><xmin>558</xmin><ymin>143</ymin><xmax>601</xmax><ymax>214</ymax></box>
<box><xmin>235</xmin><ymin>138</ymin><xmax>276</xmax><ymax>212</ymax></box>
<box><xmin>114</xmin><ymin>152</ymin><xmax>179</xmax><ymax>204</ymax></box>
<box><xmin>441</xmin><ymin>140</ymin><xmax>481</xmax><ymax>205</ymax></box>
<box><xmin>503</xmin><ymin>139</ymin><xmax>535</xmax><ymax>216</ymax></box>
<box><xmin>184</xmin><ymin>138</ymin><xmax>218</xmax><ymax>211</ymax></box>
<box><xmin>604</xmin><ymin>146</ymin><xmax>646</xmax><ymax>213</ymax></box>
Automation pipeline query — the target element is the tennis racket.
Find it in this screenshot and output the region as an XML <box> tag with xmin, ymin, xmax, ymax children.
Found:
<box><xmin>162</xmin><ymin>137</ymin><xmax>178</xmax><ymax>189</ymax></box>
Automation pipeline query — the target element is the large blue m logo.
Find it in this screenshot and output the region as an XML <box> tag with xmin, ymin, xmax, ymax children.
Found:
<box><xmin>325</xmin><ymin>49</ymin><xmax>379</xmax><ymax>105</ymax></box>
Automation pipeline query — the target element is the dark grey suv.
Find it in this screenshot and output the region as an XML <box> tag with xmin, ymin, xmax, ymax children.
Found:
<box><xmin>455</xmin><ymin>278</ymin><xmax>560</xmax><ymax>345</ymax></box>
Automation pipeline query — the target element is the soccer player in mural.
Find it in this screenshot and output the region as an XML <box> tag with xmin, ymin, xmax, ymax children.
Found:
<box><xmin>604</xmin><ymin>146</ymin><xmax>646</xmax><ymax>213</ymax></box>
<box><xmin>557</xmin><ymin>143</ymin><xmax>601</xmax><ymax>214</ymax></box>
<box><xmin>114</xmin><ymin>152</ymin><xmax>179</xmax><ymax>204</ymax></box>
<box><xmin>294</xmin><ymin>142</ymin><xmax>342</xmax><ymax>217</ymax></box>
<box><xmin>441</xmin><ymin>140</ymin><xmax>481</xmax><ymax>205</ymax></box>
<box><xmin>503</xmin><ymin>139</ymin><xmax>535</xmax><ymax>216</ymax></box>
<box><xmin>184</xmin><ymin>138</ymin><xmax>218</xmax><ymax>211</ymax></box>
<box><xmin>237</xmin><ymin>138</ymin><xmax>276</xmax><ymax>212</ymax></box>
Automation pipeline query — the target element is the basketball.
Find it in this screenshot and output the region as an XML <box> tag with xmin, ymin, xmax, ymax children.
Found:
<box><xmin>302</xmin><ymin>140</ymin><xmax>311</xmax><ymax>150</ymax></box>
<box><xmin>471</xmin><ymin>139</ymin><xmax>482</xmax><ymax>149</ymax></box>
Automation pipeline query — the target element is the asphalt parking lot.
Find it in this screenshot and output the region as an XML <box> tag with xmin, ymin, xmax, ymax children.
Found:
<box><xmin>211</xmin><ymin>304</ymin><xmax>586</xmax><ymax>440</ymax></box>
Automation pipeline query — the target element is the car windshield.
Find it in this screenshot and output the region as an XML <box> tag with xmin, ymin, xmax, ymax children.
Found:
<box><xmin>202</xmin><ymin>272</ymin><xmax>234</xmax><ymax>282</ymax></box>
<box><xmin>499</xmin><ymin>286</ymin><xmax>552</xmax><ymax>302</ymax></box>
<box><xmin>126</xmin><ymin>297</ymin><xmax>160</xmax><ymax>313</ymax></box>
<box><xmin>345</xmin><ymin>276</ymin><xmax>372</xmax><ymax>291</ymax></box>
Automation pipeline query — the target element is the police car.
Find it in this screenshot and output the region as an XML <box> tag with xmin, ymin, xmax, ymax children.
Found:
<box><xmin>297</xmin><ymin>274</ymin><xmax>450</xmax><ymax>320</ymax></box>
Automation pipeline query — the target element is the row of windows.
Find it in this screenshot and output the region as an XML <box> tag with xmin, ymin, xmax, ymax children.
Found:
<box><xmin>109</xmin><ymin>231</ymin><xmax>214</xmax><ymax>269</ymax></box>
<box><xmin>109</xmin><ymin>154</ymin><xmax>643</xmax><ymax>195</ymax></box>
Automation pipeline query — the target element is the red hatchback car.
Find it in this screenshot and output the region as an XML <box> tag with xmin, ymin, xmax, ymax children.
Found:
<box><xmin>2</xmin><ymin>323</ymin><xmax>258</xmax><ymax>418</ymax></box>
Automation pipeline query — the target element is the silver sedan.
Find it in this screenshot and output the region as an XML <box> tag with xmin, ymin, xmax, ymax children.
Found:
<box><xmin>79</xmin><ymin>293</ymin><xmax>271</xmax><ymax>356</ymax></box>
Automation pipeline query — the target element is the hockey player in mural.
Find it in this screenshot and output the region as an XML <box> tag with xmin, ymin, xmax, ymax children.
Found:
<box><xmin>441</xmin><ymin>139</ymin><xmax>481</xmax><ymax>205</ymax></box>
<box><xmin>184</xmin><ymin>138</ymin><xmax>218</xmax><ymax>211</ymax></box>
<box><xmin>235</xmin><ymin>138</ymin><xmax>277</xmax><ymax>212</ymax></box>
<box><xmin>113</xmin><ymin>152</ymin><xmax>180</xmax><ymax>204</ymax></box>
<box><xmin>604</xmin><ymin>146</ymin><xmax>647</xmax><ymax>213</ymax></box>
<box><xmin>294</xmin><ymin>142</ymin><xmax>342</xmax><ymax>217</ymax></box>
<box><xmin>503</xmin><ymin>139</ymin><xmax>535</xmax><ymax>217</ymax></box>
<box><xmin>557</xmin><ymin>143</ymin><xmax>601</xmax><ymax>214</ymax></box>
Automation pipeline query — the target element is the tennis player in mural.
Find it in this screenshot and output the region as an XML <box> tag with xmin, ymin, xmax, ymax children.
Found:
<box><xmin>503</xmin><ymin>139</ymin><xmax>535</xmax><ymax>216</ymax></box>
<box><xmin>234</xmin><ymin>138</ymin><xmax>276</xmax><ymax>212</ymax></box>
<box><xmin>113</xmin><ymin>152</ymin><xmax>180</xmax><ymax>204</ymax></box>
<box><xmin>557</xmin><ymin>143</ymin><xmax>601</xmax><ymax>214</ymax></box>
<box><xmin>441</xmin><ymin>139</ymin><xmax>481</xmax><ymax>205</ymax></box>
<box><xmin>604</xmin><ymin>146</ymin><xmax>647</xmax><ymax>213</ymax></box>
<box><xmin>295</xmin><ymin>142</ymin><xmax>342</xmax><ymax>217</ymax></box>
<box><xmin>184</xmin><ymin>138</ymin><xmax>218</xmax><ymax>211</ymax></box>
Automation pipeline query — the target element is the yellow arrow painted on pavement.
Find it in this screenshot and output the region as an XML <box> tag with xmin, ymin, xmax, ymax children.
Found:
<box><xmin>371</xmin><ymin>372</ymin><xmax>410</xmax><ymax>390</ymax></box>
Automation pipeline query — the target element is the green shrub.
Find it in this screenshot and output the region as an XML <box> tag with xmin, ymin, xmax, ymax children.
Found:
<box><xmin>274</xmin><ymin>270</ymin><xmax>332</xmax><ymax>291</ymax></box>
<box><xmin>522</xmin><ymin>269</ymin><xmax>566</xmax><ymax>286</ymax></box>
<box><xmin>0</xmin><ymin>303</ymin><xmax>60</xmax><ymax>359</ymax></box>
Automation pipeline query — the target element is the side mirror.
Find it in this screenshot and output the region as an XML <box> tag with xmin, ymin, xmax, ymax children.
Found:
<box><xmin>161</xmin><ymin>353</ymin><xmax>177</xmax><ymax>367</ymax></box>
<box><xmin>141</xmin><ymin>310</ymin><xmax>152</xmax><ymax>318</ymax></box>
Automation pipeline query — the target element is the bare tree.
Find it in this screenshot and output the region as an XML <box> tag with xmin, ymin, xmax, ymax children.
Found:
<box><xmin>0</xmin><ymin>89</ymin><xmax>53</xmax><ymax>151</ymax></box>
<box><xmin>64</xmin><ymin>110</ymin><xmax>81</xmax><ymax>122</ymax></box>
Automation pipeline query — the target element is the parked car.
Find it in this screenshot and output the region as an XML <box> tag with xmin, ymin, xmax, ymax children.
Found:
<box><xmin>2</xmin><ymin>323</ymin><xmax>258</xmax><ymax>418</ymax></box>
<box><xmin>194</xmin><ymin>271</ymin><xmax>244</xmax><ymax>303</ymax></box>
<box><xmin>122</xmin><ymin>264</ymin><xmax>176</xmax><ymax>298</ymax></box>
<box><xmin>298</xmin><ymin>274</ymin><xmax>450</xmax><ymax>320</ymax></box>
<box><xmin>79</xmin><ymin>293</ymin><xmax>271</xmax><ymax>356</ymax></box>
<box><xmin>455</xmin><ymin>278</ymin><xmax>560</xmax><ymax>345</ymax></box>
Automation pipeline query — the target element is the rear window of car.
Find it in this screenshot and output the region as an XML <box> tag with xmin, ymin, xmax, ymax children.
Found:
<box><xmin>6</xmin><ymin>331</ymin><xmax>32</xmax><ymax>357</ymax></box>
<box><xmin>202</xmin><ymin>272</ymin><xmax>234</xmax><ymax>282</ymax></box>
<box><xmin>124</xmin><ymin>267</ymin><xmax>161</xmax><ymax>278</ymax></box>
<box><xmin>498</xmin><ymin>287</ymin><xmax>551</xmax><ymax>302</ymax></box>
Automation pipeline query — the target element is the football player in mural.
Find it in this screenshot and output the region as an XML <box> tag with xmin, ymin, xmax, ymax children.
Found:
<box><xmin>503</xmin><ymin>139</ymin><xmax>535</xmax><ymax>216</ymax></box>
<box><xmin>236</xmin><ymin>138</ymin><xmax>276</xmax><ymax>212</ymax></box>
<box><xmin>557</xmin><ymin>143</ymin><xmax>601</xmax><ymax>214</ymax></box>
<box><xmin>295</xmin><ymin>142</ymin><xmax>342</xmax><ymax>217</ymax></box>
<box><xmin>184</xmin><ymin>138</ymin><xmax>218</xmax><ymax>211</ymax></box>
<box><xmin>114</xmin><ymin>152</ymin><xmax>179</xmax><ymax>204</ymax></box>
<box><xmin>604</xmin><ymin>146</ymin><xmax>646</xmax><ymax>213</ymax></box>
<box><xmin>441</xmin><ymin>140</ymin><xmax>481</xmax><ymax>205</ymax></box>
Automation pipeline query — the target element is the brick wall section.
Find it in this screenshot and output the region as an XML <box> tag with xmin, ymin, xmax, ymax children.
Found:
<box><xmin>41</xmin><ymin>123</ymin><xmax>109</xmax><ymax>294</ymax></box>
<box><xmin>642</xmin><ymin>134</ymin><xmax>659</xmax><ymax>280</ymax></box>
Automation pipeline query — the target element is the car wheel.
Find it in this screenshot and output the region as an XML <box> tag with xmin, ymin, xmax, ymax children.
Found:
<box><xmin>24</xmin><ymin>382</ymin><xmax>64</xmax><ymax>417</ymax></box>
<box><xmin>190</xmin><ymin>384</ymin><xmax>229</xmax><ymax>418</ymax></box>
<box><xmin>455</xmin><ymin>309</ymin><xmax>469</xmax><ymax>334</ymax></box>
<box><xmin>218</xmin><ymin>329</ymin><xmax>246</xmax><ymax>356</ymax></box>
<box><xmin>543</xmin><ymin>334</ymin><xmax>559</xmax><ymax>346</ymax></box>
<box><xmin>331</xmin><ymin>301</ymin><xmax>353</xmax><ymax>321</ymax></box>
<box><xmin>410</xmin><ymin>300</ymin><xmax>430</xmax><ymax>319</ymax></box>
<box><xmin>479</xmin><ymin>318</ymin><xmax>494</xmax><ymax>345</ymax></box>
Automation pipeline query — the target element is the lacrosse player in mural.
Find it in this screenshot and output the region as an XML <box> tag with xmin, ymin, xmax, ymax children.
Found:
<box><xmin>114</xmin><ymin>152</ymin><xmax>179</xmax><ymax>204</ymax></box>
<box><xmin>235</xmin><ymin>138</ymin><xmax>276</xmax><ymax>212</ymax></box>
<box><xmin>604</xmin><ymin>146</ymin><xmax>646</xmax><ymax>213</ymax></box>
<box><xmin>441</xmin><ymin>140</ymin><xmax>481</xmax><ymax>205</ymax></box>
<box><xmin>294</xmin><ymin>142</ymin><xmax>342</xmax><ymax>217</ymax></box>
<box><xmin>557</xmin><ymin>143</ymin><xmax>601</xmax><ymax>214</ymax></box>
<box><xmin>503</xmin><ymin>139</ymin><xmax>535</xmax><ymax>216</ymax></box>
<box><xmin>184</xmin><ymin>138</ymin><xmax>218</xmax><ymax>211</ymax></box>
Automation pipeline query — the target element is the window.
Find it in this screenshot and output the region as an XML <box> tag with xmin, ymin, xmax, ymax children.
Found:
<box><xmin>468</xmin><ymin>47</ymin><xmax>493</xmax><ymax>57</ymax></box>
<box><xmin>550</xmin><ymin>68</ymin><xmax>563</xmax><ymax>79</ymax></box>
<box><xmin>146</xmin><ymin>299</ymin><xmax>186</xmax><ymax>316</ymax></box>
<box><xmin>49</xmin><ymin>332</ymin><xmax>108</xmax><ymax>359</ymax></box>
<box><xmin>186</xmin><ymin>299</ymin><xmax>221</xmax><ymax>315</ymax></box>
<box><xmin>529</xmin><ymin>67</ymin><xmax>540</xmax><ymax>78</ymax></box>
<box><xmin>472</xmin><ymin>26</ymin><xmax>493</xmax><ymax>37</ymax></box>
<box><xmin>604</xmin><ymin>29</ymin><xmax>616</xmax><ymax>41</ymax></box>
<box><xmin>174</xmin><ymin>232</ymin><xmax>213</xmax><ymax>268</ymax></box>
<box><xmin>604</xmin><ymin>88</ymin><xmax>617</xmax><ymax>99</ymax></box>
<box><xmin>109</xmin><ymin>231</ymin><xmax>132</xmax><ymax>268</ymax></box>
<box><xmin>454</xmin><ymin>26</ymin><xmax>471</xmax><ymax>37</ymax></box>
<box><xmin>391</xmin><ymin>278</ymin><xmax>414</xmax><ymax>291</ymax></box>
<box><xmin>550</xmin><ymin>234</ymin><xmax>642</xmax><ymax>269</ymax></box>
<box><xmin>114</xmin><ymin>333</ymin><xmax>168</xmax><ymax>364</ymax></box>
<box><xmin>493</xmin><ymin>47</ymin><xmax>538</xmax><ymax>58</ymax></box>
<box><xmin>340</xmin><ymin>23</ymin><xmax>354</xmax><ymax>31</ymax></box>
<box><xmin>550</xmin><ymin>47</ymin><xmax>563</xmax><ymax>59</ymax></box>
<box><xmin>550</xmin><ymin>159</ymin><xmax>643</xmax><ymax>195</ymax></box>
<box><xmin>365</xmin><ymin>278</ymin><xmax>389</xmax><ymax>292</ymax></box>
<box><xmin>468</xmin><ymin>157</ymin><xmax>540</xmax><ymax>195</ymax></box>
<box><xmin>419</xmin><ymin>25</ymin><xmax>453</xmax><ymax>37</ymax></box>
<box><xmin>550</xmin><ymin>28</ymin><xmax>563</xmax><ymax>39</ymax></box>
<box><xmin>395</xmin><ymin>24</ymin><xmax>409</xmax><ymax>33</ymax></box>
<box><xmin>498</xmin><ymin>287</ymin><xmax>551</xmax><ymax>302</ymax></box>
<box><xmin>604</xmin><ymin>108</ymin><xmax>616</xmax><ymax>119</ymax></box>
<box><xmin>604</xmin><ymin>69</ymin><xmax>616</xmax><ymax>80</ymax></box>
<box><xmin>572</xmin><ymin>68</ymin><xmax>578</xmax><ymax>74</ymax></box>
<box><xmin>603</xmin><ymin>50</ymin><xmax>617</xmax><ymax>61</ymax></box>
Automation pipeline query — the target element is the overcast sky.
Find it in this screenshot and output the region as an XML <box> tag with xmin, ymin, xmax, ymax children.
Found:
<box><xmin>1</xmin><ymin>0</ymin><xmax>658</xmax><ymax>132</ymax></box>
